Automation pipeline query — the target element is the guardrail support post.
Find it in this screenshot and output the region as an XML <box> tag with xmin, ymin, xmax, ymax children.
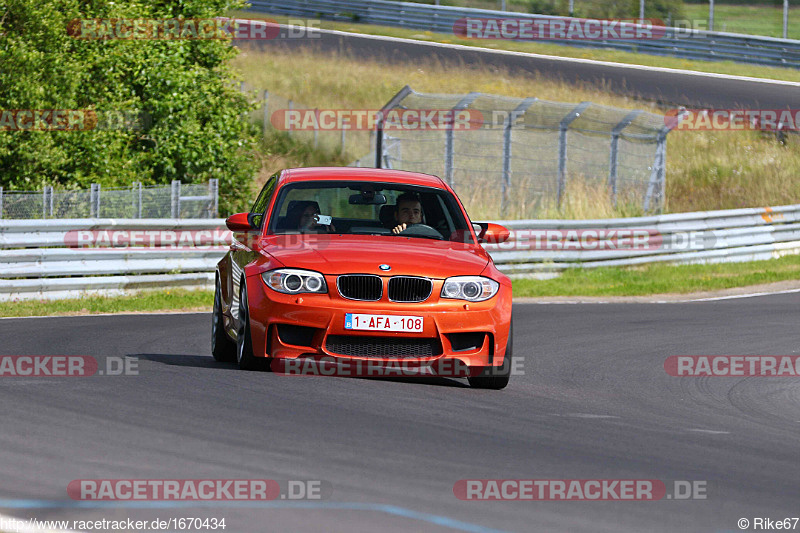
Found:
<box><xmin>445</xmin><ymin>92</ymin><xmax>481</xmax><ymax>188</ymax></box>
<box><xmin>608</xmin><ymin>110</ymin><xmax>643</xmax><ymax>208</ymax></box>
<box><xmin>557</xmin><ymin>102</ymin><xmax>590</xmax><ymax>206</ymax></box>
<box><xmin>501</xmin><ymin>97</ymin><xmax>537</xmax><ymax>217</ymax></box>
<box><xmin>171</xmin><ymin>180</ymin><xmax>181</xmax><ymax>218</ymax></box>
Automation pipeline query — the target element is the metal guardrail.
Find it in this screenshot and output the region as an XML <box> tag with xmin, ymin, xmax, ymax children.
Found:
<box><xmin>248</xmin><ymin>0</ymin><xmax>800</xmax><ymax>68</ymax></box>
<box><xmin>1</xmin><ymin>204</ymin><xmax>799</xmax><ymax>299</ymax></box>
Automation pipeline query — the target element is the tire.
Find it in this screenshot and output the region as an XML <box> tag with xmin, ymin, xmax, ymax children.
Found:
<box><xmin>212</xmin><ymin>275</ymin><xmax>237</xmax><ymax>363</ymax></box>
<box><xmin>236</xmin><ymin>278</ymin><xmax>259</xmax><ymax>371</ymax></box>
<box><xmin>468</xmin><ymin>320</ymin><xmax>513</xmax><ymax>390</ymax></box>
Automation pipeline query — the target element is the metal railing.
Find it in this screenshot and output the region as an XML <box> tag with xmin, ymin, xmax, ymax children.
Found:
<box><xmin>248</xmin><ymin>0</ymin><xmax>800</xmax><ymax>68</ymax></box>
<box><xmin>0</xmin><ymin>180</ymin><xmax>219</xmax><ymax>220</ymax></box>
<box><xmin>2</xmin><ymin>203</ymin><xmax>799</xmax><ymax>299</ymax></box>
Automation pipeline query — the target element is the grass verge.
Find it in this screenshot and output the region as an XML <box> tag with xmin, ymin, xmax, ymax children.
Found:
<box><xmin>513</xmin><ymin>253</ymin><xmax>800</xmax><ymax>297</ymax></box>
<box><xmin>0</xmin><ymin>289</ymin><xmax>213</xmax><ymax>318</ymax></box>
<box><xmin>233</xmin><ymin>11</ymin><xmax>800</xmax><ymax>82</ymax></box>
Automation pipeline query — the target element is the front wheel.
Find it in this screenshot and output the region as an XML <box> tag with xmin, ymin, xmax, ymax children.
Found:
<box><xmin>212</xmin><ymin>275</ymin><xmax>237</xmax><ymax>363</ymax></box>
<box><xmin>236</xmin><ymin>278</ymin><xmax>259</xmax><ymax>370</ymax></box>
<box><xmin>468</xmin><ymin>320</ymin><xmax>513</xmax><ymax>390</ymax></box>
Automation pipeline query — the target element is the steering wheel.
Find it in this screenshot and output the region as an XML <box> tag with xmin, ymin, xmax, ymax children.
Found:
<box><xmin>398</xmin><ymin>224</ymin><xmax>443</xmax><ymax>239</ymax></box>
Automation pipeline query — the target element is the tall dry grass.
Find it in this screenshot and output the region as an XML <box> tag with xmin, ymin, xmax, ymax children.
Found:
<box><xmin>233</xmin><ymin>46</ymin><xmax>800</xmax><ymax>219</ymax></box>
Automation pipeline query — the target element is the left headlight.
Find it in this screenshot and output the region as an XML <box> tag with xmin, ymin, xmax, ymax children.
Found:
<box><xmin>262</xmin><ymin>268</ymin><xmax>328</xmax><ymax>294</ymax></box>
<box><xmin>440</xmin><ymin>276</ymin><xmax>499</xmax><ymax>302</ymax></box>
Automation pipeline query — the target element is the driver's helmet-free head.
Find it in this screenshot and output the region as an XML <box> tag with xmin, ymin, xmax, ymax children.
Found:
<box><xmin>394</xmin><ymin>192</ymin><xmax>424</xmax><ymax>225</ymax></box>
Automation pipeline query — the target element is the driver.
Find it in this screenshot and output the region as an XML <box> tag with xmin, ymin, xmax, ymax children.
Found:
<box><xmin>391</xmin><ymin>193</ymin><xmax>423</xmax><ymax>234</ymax></box>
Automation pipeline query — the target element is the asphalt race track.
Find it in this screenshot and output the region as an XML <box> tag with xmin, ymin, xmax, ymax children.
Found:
<box><xmin>243</xmin><ymin>26</ymin><xmax>800</xmax><ymax>109</ymax></box>
<box><xmin>2</xmin><ymin>293</ymin><xmax>799</xmax><ymax>532</ymax></box>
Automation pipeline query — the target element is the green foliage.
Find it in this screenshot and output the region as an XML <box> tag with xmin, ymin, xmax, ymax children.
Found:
<box><xmin>580</xmin><ymin>0</ymin><xmax>686</xmax><ymax>20</ymax></box>
<box><xmin>0</xmin><ymin>0</ymin><xmax>258</xmax><ymax>212</ymax></box>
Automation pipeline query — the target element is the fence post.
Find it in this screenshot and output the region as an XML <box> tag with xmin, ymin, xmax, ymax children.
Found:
<box><xmin>644</xmin><ymin>127</ymin><xmax>671</xmax><ymax>212</ymax></box>
<box><xmin>374</xmin><ymin>112</ymin><xmax>384</xmax><ymax>168</ymax></box>
<box><xmin>557</xmin><ymin>102</ymin><xmax>591</xmax><ymax>206</ymax></box>
<box><xmin>313</xmin><ymin>108</ymin><xmax>319</xmax><ymax>149</ymax></box>
<box><xmin>262</xmin><ymin>91</ymin><xmax>269</xmax><ymax>137</ymax></box>
<box><xmin>444</xmin><ymin>92</ymin><xmax>481</xmax><ymax>187</ymax></box>
<box><xmin>373</xmin><ymin>85</ymin><xmax>414</xmax><ymax>169</ymax></box>
<box><xmin>501</xmin><ymin>97</ymin><xmax>537</xmax><ymax>217</ymax></box>
<box><xmin>608</xmin><ymin>110</ymin><xmax>643</xmax><ymax>207</ymax></box>
<box><xmin>171</xmin><ymin>180</ymin><xmax>181</xmax><ymax>218</ymax></box>
<box><xmin>42</xmin><ymin>187</ymin><xmax>47</xmax><ymax>219</ymax></box>
<box><xmin>90</xmin><ymin>183</ymin><xmax>98</xmax><ymax>218</ymax></box>
<box><xmin>340</xmin><ymin>124</ymin><xmax>346</xmax><ymax>154</ymax></box>
<box><xmin>0</xmin><ymin>186</ymin><xmax>3</xmax><ymax>219</ymax></box>
<box><xmin>209</xmin><ymin>179</ymin><xmax>219</xmax><ymax>218</ymax></box>
<box><xmin>287</xmin><ymin>100</ymin><xmax>293</xmax><ymax>137</ymax></box>
<box><xmin>48</xmin><ymin>186</ymin><xmax>54</xmax><ymax>218</ymax></box>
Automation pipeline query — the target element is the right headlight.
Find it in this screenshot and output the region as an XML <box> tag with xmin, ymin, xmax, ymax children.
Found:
<box><xmin>440</xmin><ymin>276</ymin><xmax>499</xmax><ymax>302</ymax></box>
<box><xmin>262</xmin><ymin>268</ymin><xmax>327</xmax><ymax>294</ymax></box>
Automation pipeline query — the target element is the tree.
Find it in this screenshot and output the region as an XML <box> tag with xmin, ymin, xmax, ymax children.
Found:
<box><xmin>0</xmin><ymin>0</ymin><xmax>258</xmax><ymax>213</ymax></box>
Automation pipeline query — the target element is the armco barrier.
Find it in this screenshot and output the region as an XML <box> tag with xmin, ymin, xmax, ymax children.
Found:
<box><xmin>1</xmin><ymin>204</ymin><xmax>799</xmax><ymax>300</ymax></box>
<box><xmin>248</xmin><ymin>0</ymin><xmax>800</xmax><ymax>68</ymax></box>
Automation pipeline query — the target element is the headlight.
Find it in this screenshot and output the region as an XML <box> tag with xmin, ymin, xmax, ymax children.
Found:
<box><xmin>440</xmin><ymin>276</ymin><xmax>499</xmax><ymax>302</ymax></box>
<box><xmin>262</xmin><ymin>269</ymin><xmax>327</xmax><ymax>294</ymax></box>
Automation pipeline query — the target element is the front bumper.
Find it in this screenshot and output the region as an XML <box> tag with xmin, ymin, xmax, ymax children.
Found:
<box><xmin>245</xmin><ymin>273</ymin><xmax>512</xmax><ymax>373</ymax></box>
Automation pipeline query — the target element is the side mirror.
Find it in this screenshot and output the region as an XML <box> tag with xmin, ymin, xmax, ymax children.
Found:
<box><xmin>225</xmin><ymin>212</ymin><xmax>254</xmax><ymax>232</ymax></box>
<box><xmin>474</xmin><ymin>222</ymin><xmax>510</xmax><ymax>244</ymax></box>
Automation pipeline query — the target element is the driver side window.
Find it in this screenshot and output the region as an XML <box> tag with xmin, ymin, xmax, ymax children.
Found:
<box><xmin>249</xmin><ymin>175</ymin><xmax>278</xmax><ymax>229</ymax></box>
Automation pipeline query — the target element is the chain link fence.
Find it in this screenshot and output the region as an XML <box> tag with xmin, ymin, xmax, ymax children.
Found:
<box><xmin>362</xmin><ymin>87</ymin><xmax>672</xmax><ymax>218</ymax></box>
<box><xmin>0</xmin><ymin>180</ymin><xmax>219</xmax><ymax>219</ymax></box>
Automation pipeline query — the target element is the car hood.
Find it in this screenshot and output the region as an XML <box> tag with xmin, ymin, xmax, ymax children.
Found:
<box><xmin>262</xmin><ymin>234</ymin><xmax>490</xmax><ymax>278</ymax></box>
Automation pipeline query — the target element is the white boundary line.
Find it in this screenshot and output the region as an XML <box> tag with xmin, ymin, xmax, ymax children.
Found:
<box><xmin>686</xmin><ymin>287</ymin><xmax>800</xmax><ymax>302</ymax></box>
<box><xmin>266</xmin><ymin>22</ymin><xmax>800</xmax><ymax>87</ymax></box>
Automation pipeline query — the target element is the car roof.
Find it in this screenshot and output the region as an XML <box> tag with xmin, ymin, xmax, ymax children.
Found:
<box><xmin>280</xmin><ymin>167</ymin><xmax>448</xmax><ymax>189</ymax></box>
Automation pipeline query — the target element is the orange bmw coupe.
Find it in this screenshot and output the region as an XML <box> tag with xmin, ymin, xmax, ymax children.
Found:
<box><xmin>212</xmin><ymin>167</ymin><xmax>513</xmax><ymax>389</ymax></box>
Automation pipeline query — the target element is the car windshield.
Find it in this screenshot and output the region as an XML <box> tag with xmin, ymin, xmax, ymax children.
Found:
<box><xmin>268</xmin><ymin>180</ymin><xmax>474</xmax><ymax>243</ymax></box>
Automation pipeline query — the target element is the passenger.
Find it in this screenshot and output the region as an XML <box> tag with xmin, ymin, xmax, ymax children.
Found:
<box><xmin>286</xmin><ymin>201</ymin><xmax>335</xmax><ymax>233</ymax></box>
<box><xmin>391</xmin><ymin>193</ymin><xmax>423</xmax><ymax>234</ymax></box>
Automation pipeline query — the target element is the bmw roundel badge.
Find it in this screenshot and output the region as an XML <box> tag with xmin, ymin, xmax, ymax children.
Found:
<box><xmin>379</xmin><ymin>264</ymin><xmax>391</xmax><ymax>271</ymax></box>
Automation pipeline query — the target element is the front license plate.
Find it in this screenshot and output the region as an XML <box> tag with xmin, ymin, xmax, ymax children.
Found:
<box><xmin>344</xmin><ymin>313</ymin><xmax>423</xmax><ymax>333</ymax></box>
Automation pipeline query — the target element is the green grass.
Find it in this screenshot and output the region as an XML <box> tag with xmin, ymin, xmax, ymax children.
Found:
<box><xmin>513</xmin><ymin>253</ymin><xmax>800</xmax><ymax>296</ymax></box>
<box><xmin>0</xmin><ymin>289</ymin><xmax>213</xmax><ymax>318</ymax></box>
<box><xmin>683</xmin><ymin>4</ymin><xmax>800</xmax><ymax>39</ymax></box>
<box><xmin>233</xmin><ymin>11</ymin><xmax>800</xmax><ymax>82</ymax></box>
